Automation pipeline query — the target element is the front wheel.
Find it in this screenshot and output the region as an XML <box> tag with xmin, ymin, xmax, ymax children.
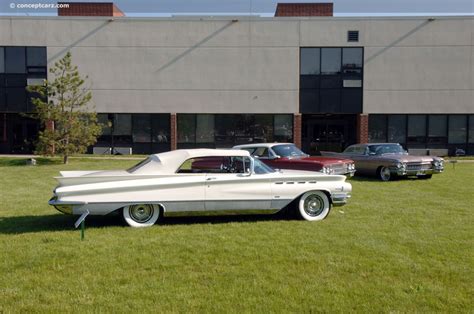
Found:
<box><xmin>123</xmin><ymin>204</ymin><xmax>160</xmax><ymax>227</ymax></box>
<box><xmin>298</xmin><ymin>191</ymin><xmax>331</xmax><ymax>221</ymax></box>
<box><xmin>378</xmin><ymin>166</ymin><xmax>392</xmax><ymax>181</ymax></box>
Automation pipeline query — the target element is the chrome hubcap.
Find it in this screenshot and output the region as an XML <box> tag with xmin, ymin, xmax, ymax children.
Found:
<box><xmin>129</xmin><ymin>204</ymin><xmax>154</xmax><ymax>223</ymax></box>
<box><xmin>381</xmin><ymin>167</ymin><xmax>391</xmax><ymax>180</ymax></box>
<box><xmin>304</xmin><ymin>194</ymin><xmax>325</xmax><ymax>217</ymax></box>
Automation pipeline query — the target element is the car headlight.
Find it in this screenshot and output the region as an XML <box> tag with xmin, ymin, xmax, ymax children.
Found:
<box><xmin>396</xmin><ymin>162</ymin><xmax>406</xmax><ymax>170</ymax></box>
<box><xmin>321</xmin><ymin>166</ymin><xmax>329</xmax><ymax>174</ymax></box>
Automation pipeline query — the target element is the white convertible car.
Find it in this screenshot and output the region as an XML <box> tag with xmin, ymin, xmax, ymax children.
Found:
<box><xmin>49</xmin><ymin>149</ymin><xmax>352</xmax><ymax>227</ymax></box>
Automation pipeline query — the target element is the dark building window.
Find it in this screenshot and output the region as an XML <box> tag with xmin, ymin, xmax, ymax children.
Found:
<box><xmin>448</xmin><ymin>115</ymin><xmax>467</xmax><ymax>144</ymax></box>
<box><xmin>0</xmin><ymin>48</ymin><xmax>4</xmax><ymax>73</ymax></box>
<box><xmin>96</xmin><ymin>113</ymin><xmax>170</xmax><ymax>154</ymax></box>
<box><xmin>407</xmin><ymin>115</ymin><xmax>427</xmax><ymax>146</ymax></box>
<box><xmin>469</xmin><ymin>115</ymin><xmax>474</xmax><ymax>155</ymax></box>
<box><xmin>321</xmin><ymin>48</ymin><xmax>341</xmax><ymax>75</ymax></box>
<box><xmin>113</xmin><ymin>114</ymin><xmax>132</xmax><ymax>145</ymax></box>
<box><xmin>300</xmin><ymin>47</ymin><xmax>363</xmax><ymax>114</ymax></box>
<box><xmin>151</xmin><ymin>114</ymin><xmax>170</xmax><ymax>145</ymax></box>
<box><xmin>369</xmin><ymin>114</ymin><xmax>471</xmax><ymax>155</ymax></box>
<box><xmin>469</xmin><ymin>115</ymin><xmax>474</xmax><ymax>144</ymax></box>
<box><xmin>320</xmin><ymin>89</ymin><xmax>340</xmax><ymax>112</ymax></box>
<box><xmin>6</xmin><ymin>74</ymin><xmax>27</xmax><ymax>87</ymax></box>
<box><xmin>0</xmin><ymin>114</ymin><xmax>4</xmax><ymax>143</ymax></box>
<box><xmin>0</xmin><ymin>87</ymin><xmax>5</xmax><ymax>111</ymax></box>
<box><xmin>132</xmin><ymin>114</ymin><xmax>152</xmax><ymax>143</ymax></box>
<box><xmin>427</xmin><ymin>115</ymin><xmax>447</xmax><ymax>145</ymax></box>
<box><xmin>97</xmin><ymin>114</ymin><xmax>112</xmax><ymax>135</ymax></box>
<box><xmin>26</xmin><ymin>47</ymin><xmax>47</xmax><ymax>67</ymax></box>
<box><xmin>177</xmin><ymin>114</ymin><xmax>293</xmax><ymax>149</ymax></box>
<box><xmin>300</xmin><ymin>48</ymin><xmax>320</xmax><ymax>75</ymax></box>
<box><xmin>368</xmin><ymin>115</ymin><xmax>387</xmax><ymax>143</ymax></box>
<box><xmin>0</xmin><ymin>113</ymin><xmax>39</xmax><ymax>154</ymax></box>
<box><xmin>274</xmin><ymin>115</ymin><xmax>293</xmax><ymax>142</ymax></box>
<box><xmin>196</xmin><ymin>114</ymin><xmax>214</xmax><ymax>143</ymax></box>
<box><xmin>0</xmin><ymin>46</ymin><xmax>47</xmax><ymax>114</ymax></box>
<box><xmin>178</xmin><ymin>114</ymin><xmax>196</xmax><ymax>144</ymax></box>
<box><xmin>341</xmin><ymin>89</ymin><xmax>362</xmax><ymax>113</ymax></box>
<box><xmin>387</xmin><ymin>115</ymin><xmax>406</xmax><ymax>143</ymax></box>
<box><xmin>342</xmin><ymin>48</ymin><xmax>363</xmax><ymax>68</ymax></box>
<box><xmin>5</xmin><ymin>47</ymin><xmax>26</xmax><ymax>73</ymax></box>
<box><xmin>6</xmin><ymin>88</ymin><xmax>27</xmax><ymax>112</ymax></box>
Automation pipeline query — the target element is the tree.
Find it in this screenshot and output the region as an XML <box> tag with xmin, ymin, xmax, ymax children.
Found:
<box><xmin>28</xmin><ymin>52</ymin><xmax>101</xmax><ymax>164</ymax></box>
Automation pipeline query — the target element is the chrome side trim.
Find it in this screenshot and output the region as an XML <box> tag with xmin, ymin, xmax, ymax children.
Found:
<box><xmin>160</xmin><ymin>201</ymin><xmax>205</xmax><ymax>212</ymax></box>
<box><xmin>164</xmin><ymin>208</ymin><xmax>281</xmax><ymax>217</ymax></box>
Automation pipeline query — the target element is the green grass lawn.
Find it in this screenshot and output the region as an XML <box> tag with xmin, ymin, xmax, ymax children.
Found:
<box><xmin>0</xmin><ymin>157</ymin><xmax>473</xmax><ymax>312</ymax></box>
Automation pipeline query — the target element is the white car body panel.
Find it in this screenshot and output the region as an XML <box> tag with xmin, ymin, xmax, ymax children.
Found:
<box><xmin>49</xmin><ymin>149</ymin><xmax>351</xmax><ymax>218</ymax></box>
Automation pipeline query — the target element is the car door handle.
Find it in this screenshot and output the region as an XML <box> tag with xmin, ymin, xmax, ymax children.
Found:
<box><xmin>206</xmin><ymin>177</ymin><xmax>217</xmax><ymax>181</ymax></box>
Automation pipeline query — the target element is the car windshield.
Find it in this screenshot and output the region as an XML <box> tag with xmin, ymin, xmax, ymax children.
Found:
<box><xmin>253</xmin><ymin>158</ymin><xmax>276</xmax><ymax>174</ymax></box>
<box><xmin>272</xmin><ymin>144</ymin><xmax>307</xmax><ymax>158</ymax></box>
<box><xmin>369</xmin><ymin>144</ymin><xmax>405</xmax><ymax>155</ymax></box>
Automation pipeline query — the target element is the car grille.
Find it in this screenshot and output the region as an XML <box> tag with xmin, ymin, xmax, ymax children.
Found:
<box><xmin>331</xmin><ymin>163</ymin><xmax>347</xmax><ymax>174</ymax></box>
<box><xmin>406</xmin><ymin>163</ymin><xmax>432</xmax><ymax>171</ymax></box>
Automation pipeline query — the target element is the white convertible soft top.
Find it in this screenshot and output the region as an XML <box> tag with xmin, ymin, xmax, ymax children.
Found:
<box><xmin>132</xmin><ymin>149</ymin><xmax>250</xmax><ymax>175</ymax></box>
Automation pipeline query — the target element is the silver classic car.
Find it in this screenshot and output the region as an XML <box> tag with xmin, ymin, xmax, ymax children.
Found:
<box><xmin>322</xmin><ymin>143</ymin><xmax>444</xmax><ymax>181</ymax></box>
<box><xmin>50</xmin><ymin>149</ymin><xmax>352</xmax><ymax>227</ymax></box>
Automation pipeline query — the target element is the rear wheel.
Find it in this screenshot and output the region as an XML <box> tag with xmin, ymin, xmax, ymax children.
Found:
<box><xmin>123</xmin><ymin>204</ymin><xmax>160</xmax><ymax>227</ymax></box>
<box><xmin>298</xmin><ymin>191</ymin><xmax>331</xmax><ymax>221</ymax></box>
<box><xmin>378</xmin><ymin>166</ymin><xmax>392</xmax><ymax>181</ymax></box>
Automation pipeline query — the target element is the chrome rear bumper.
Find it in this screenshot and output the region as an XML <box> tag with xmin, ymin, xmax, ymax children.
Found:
<box><xmin>49</xmin><ymin>197</ymin><xmax>86</xmax><ymax>215</ymax></box>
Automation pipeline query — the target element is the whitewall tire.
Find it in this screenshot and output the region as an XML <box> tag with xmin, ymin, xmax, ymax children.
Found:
<box><xmin>298</xmin><ymin>191</ymin><xmax>331</xmax><ymax>221</ymax></box>
<box><xmin>123</xmin><ymin>204</ymin><xmax>160</xmax><ymax>228</ymax></box>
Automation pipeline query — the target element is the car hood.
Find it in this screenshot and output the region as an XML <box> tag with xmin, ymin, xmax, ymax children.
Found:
<box><xmin>279</xmin><ymin>156</ymin><xmax>353</xmax><ymax>165</ymax></box>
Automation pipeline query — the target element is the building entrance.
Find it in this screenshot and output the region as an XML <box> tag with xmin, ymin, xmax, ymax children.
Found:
<box><xmin>302</xmin><ymin>114</ymin><xmax>357</xmax><ymax>154</ymax></box>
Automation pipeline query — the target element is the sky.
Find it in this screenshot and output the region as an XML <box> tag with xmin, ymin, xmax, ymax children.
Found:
<box><xmin>1</xmin><ymin>0</ymin><xmax>473</xmax><ymax>16</ymax></box>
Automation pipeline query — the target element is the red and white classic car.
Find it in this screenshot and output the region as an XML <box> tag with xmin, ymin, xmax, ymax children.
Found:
<box><xmin>233</xmin><ymin>143</ymin><xmax>356</xmax><ymax>176</ymax></box>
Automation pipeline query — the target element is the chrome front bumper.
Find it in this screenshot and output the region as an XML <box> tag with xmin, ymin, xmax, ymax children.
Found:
<box><xmin>394</xmin><ymin>167</ymin><xmax>444</xmax><ymax>176</ymax></box>
<box><xmin>331</xmin><ymin>192</ymin><xmax>351</xmax><ymax>206</ymax></box>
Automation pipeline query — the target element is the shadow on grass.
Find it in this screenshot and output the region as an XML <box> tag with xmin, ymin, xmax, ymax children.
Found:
<box><xmin>0</xmin><ymin>214</ymin><xmax>124</xmax><ymax>235</ymax></box>
<box><xmin>161</xmin><ymin>212</ymin><xmax>290</xmax><ymax>226</ymax></box>
<box><xmin>0</xmin><ymin>158</ymin><xmax>62</xmax><ymax>167</ymax></box>
<box><xmin>0</xmin><ymin>211</ymin><xmax>293</xmax><ymax>234</ymax></box>
<box><xmin>348</xmin><ymin>175</ymin><xmax>381</xmax><ymax>182</ymax></box>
